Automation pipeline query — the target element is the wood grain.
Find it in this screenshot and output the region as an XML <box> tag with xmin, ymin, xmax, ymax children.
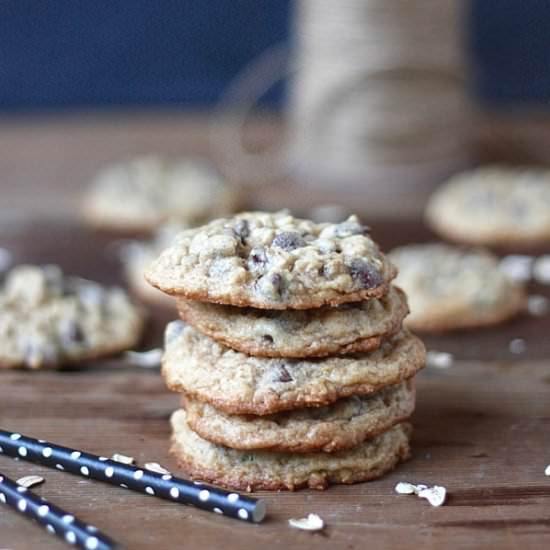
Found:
<box><xmin>1</xmin><ymin>220</ymin><xmax>550</xmax><ymax>549</ymax></box>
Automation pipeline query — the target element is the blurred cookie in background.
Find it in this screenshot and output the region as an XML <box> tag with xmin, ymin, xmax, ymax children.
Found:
<box><xmin>425</xmin><ymin>166</ymin><xmax>550</xmax><ymax>248</ymax></box>
<box><xmin>82</xmin><ymin>155</ymin><xmax>242</xmax><ymax>234</ymax></box>
<box><xmin>0</xmin><ymin>264</ymin><xmax>145</xmax><ymax>369</ymax></box>
<box><xmin>389</xmin><ymin>243</ymin><xmax>526</xmax><ymax>332</ymax></box>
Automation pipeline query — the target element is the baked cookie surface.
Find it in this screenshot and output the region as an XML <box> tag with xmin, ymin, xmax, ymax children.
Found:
<box><xmin>171</xmin><ymin>409</ymin><xmax>411</xmax><ymax>491</ymax></box>
<box><xmin>162</xmin><ymin>322</ymin><xmax>425</xmax><ymax>415</ymax></box>
<box><xmin>0</xmin><ymin>265</ymin><xmax>145</xmax><ymax>369</ymax></box>
<box><xmin>83</xmin><ymin>156</ymin><xmax>240</xmax><ymax>233</ymax></box>
<box><xmin>425</xmin><ymin>166</ymin><xmax>550</xmax><ymax>246</ymax></box>
<box><xmin>146</xmin><ymin>211</ymin><xmax>397</xmax><ymax>309</ymax></box>
<box><xmin>389</xmin><ymin>243</ymin><xmax>526</xmax><ymax>332</ymax></box>
<box><xmin>183</xmin><ymin>379</ymin><xmax>415</xmax><ymax>453</ymax></box>
<box><xmin>176</xmin><ymin>285</ymin><xmax>408</xmax><ymax>358</ymax></box>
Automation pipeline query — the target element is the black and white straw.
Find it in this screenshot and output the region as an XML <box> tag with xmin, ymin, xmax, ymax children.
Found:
<box><xmin>0</xmin><ymin>471</ymin><xmax>119</xmax><ymax>550</ymax></box>
<box><xmin>0</xmin><ymin>429</ymin><xmax>266</xmax><ymax>523</ymax></box>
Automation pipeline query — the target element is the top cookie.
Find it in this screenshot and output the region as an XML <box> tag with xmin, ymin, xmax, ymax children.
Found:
<box><xmin>82</xmin><ymin>155</ymin><xmax>241</xmax><ymax>233</ymax></box>
<box><xmin>426</xmin><ymin>166</ymin><xmax>550</xmax><ymax>247</ymax></box>
<box><xmin>146</xmin><ymin>211</ymin><xmax>397</xmax><ymax>309</ymax></box>
<box><xmin>0</xmin><ymin>265</ymin><xmax>145</xmax><ymax>369</ymax></box>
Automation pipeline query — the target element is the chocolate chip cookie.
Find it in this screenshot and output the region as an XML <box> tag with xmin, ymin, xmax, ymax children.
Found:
<box><xmin>171</xmin><ymin>409</ymin><xmax>411</xmax><ymax>491</ymax></box>
<box><xmin>389</xmin><ymin>243</ymin><xmax>526</xmax><ymax>332</ymax></box>
<box><xmin>0</xmin><ymin>265</ymin><xmax>145</xmax><ymax>369</ymax></box>
<box><xmin>183</xmin><ymin>379</ymin><xmax>415</xmax><ymax>453</ymax></box>
<box><xmin>426</xmin><ymin>166</ymin><xmax>550</xmax><ymax>247</ymax></box>
<box><xmin>146</xmin><ymin>211</ymin><xmax>397</xmax><ymax>309</ymax></box>
<box><xmin>162</xmin><ymin>322</ymin><xmax>425</xmax><ymax>415</ymax></box>
<box><xmin>176</xmin><ymin>285</ymin><xmax>408</xmax><ymax>358</ymax></box>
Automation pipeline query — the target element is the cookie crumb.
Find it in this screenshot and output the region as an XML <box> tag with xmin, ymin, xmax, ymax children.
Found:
<box><xmin>426</xmin><ymin>350</ymin><xmax>454</xmax><ymax>369</ymax></box>
<box><xmin>111</xmin><ymin>453</ymin><xmax>135</xmax><ymax>465</ymax></box>
<box><xmin>499</xmin><ymin>255</ymin><xmax>534</xmax><ymax>282</ymax></box>
<box><xmin>509</xmin><ymin>338</ymin><xmax>526</xmax><ymax>355</ymax></box>
<box><xmin>124</xmin><ymin>348</ymin><xmax>163</xmax><ymax>368</ymax></box>
<box><xmin>17</xmin><ymin>475</ymin><xmax>45</xmax><ymax>489</ymax></box>
<box><xmin>527</xmin><ymin>295</ymin><xmax>550</xmax><ymax>316</ymax></box>
<box><xmin>144</xmin><ymin>462</ymin><xmax>170</xmax><ymax>475</ymax></box>
<box><xmin>545</xmin><ymin>464</ymin><xmax>550</xmax><ymax>476</ymax></box>
<box><xmin>418</xmin><ymin>486</ymin><xmax>446</xmax><ymax>507</ymax></box>
<box><xmin>288</xmin><ymin>513</ymin><xmax>325</xmax><ymax>531</ymax></box>
<box><xmin>533</xmin><ymin>255</ymin><xmax>550</xmax><ymax>285</ymax></box>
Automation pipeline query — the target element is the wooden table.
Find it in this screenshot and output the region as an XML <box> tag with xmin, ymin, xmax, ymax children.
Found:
<box><xmin>1</xmin><ymin>111</ymin><xmax>550</xmax><ymax>549</ymax></box>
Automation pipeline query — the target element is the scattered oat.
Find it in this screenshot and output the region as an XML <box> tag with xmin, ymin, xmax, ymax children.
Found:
<box><xmin>418</xmin><ymin>486</ymin><xmax>447</xmax><ymax>507</ymax></box>
<box><xmin>111</xmin><ymin>453</ymin><xmax>135</xmax><ymax>465</ymax></box>
<box><xmin>0</xmin><ymin>248</ymin><xmax>12</xmax><ymax>272</ymax></box>
<box><xmin>499</xmin><ymin>255</ymin><xmax>534</xmax><ymax>283</ymax></box>
<box><xmin>395</xmin><ymin>482</ymin><xmax>417</xmax><ymax>495</ymax></box>
<box><xmin>509</xmin><ymin>338</ymin><xmax>526</xmax><ymax>355</ymax></box>
<box><xmin>527</xmin><ymin>294</ymin><xmax>550</xmax><ymax>316</ymax></box>
<box><xmin>426</xmin><ymin>350</ymin><xmax>454</xmax><ymax>369</ymax></box>
<box><xmin>144</xmin><ymin>462</ymin><xmax>170</xmax><ymax>475</ymax></box>
<box><xmin>288</xmin><ymin>513</ymin><xmax>325</xmax><ymax>532</ymax></box>
<box><xmin>16</xmin><ymin>475</ymin><xmax>45</xmax><ymax>489</ymax></box>
<box><xmin>545</xmin><ymin>465</ymin><xmax>550</xmax><ymax>476</ymax></box>
<box><xmin>124</xmin><ymin>348</ymin><xmax>163</xmax><ymax>368</ymax></box>
<box><xmin>533</xmin><ymin>255</ymin><xmax>550</xmax><ymax>285</ymax></box>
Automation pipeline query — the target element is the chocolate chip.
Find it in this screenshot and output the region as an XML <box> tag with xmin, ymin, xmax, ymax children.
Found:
<box><xmin>273</xmin><ymin>363</ymin><xmax>293</xmax><ymax>382</ymax></box>
<box><xmin>250</xmin><ymin>248</ymin><xmax>267</xmax><ymax>265</ymax></box>
<box><xmin>348</xmin><ymin>258</ymin><xmax>383</xmax><ymax>289</ymax></box>
<box><xmin>272</xmin><ymin>231</ymin><xmax>305</xmax><ymax>251</ymax></box>
<box><xmin>262</xmin><ymin>334</ymin><xmax>274</xmax><ymax>344</ymax></box>
<box><xmin>234</xmin><ymin>219</ymin><xmax>250</xmax><ymax>241</ymax></box>
<box><xmin>59</xmin><ymin>320</ymin><xmax>85</xmax><ymax>346</ymax></box>
<box><xmin>270</xmin><ymin>273</ymin><xmax>283</xmax><ymax>291</ymax></box>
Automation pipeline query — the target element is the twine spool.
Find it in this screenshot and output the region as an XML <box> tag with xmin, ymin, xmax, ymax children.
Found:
<box><xmin>286</xmin><ymin>0</ymin><xmax>473</xmax><ymax>193</ymax></box>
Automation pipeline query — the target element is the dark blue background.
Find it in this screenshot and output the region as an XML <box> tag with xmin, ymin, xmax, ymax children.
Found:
<box><xmin>0</xmin><ymin>1</ymin><xmax>548</xmax><ymax>111</ymax></box>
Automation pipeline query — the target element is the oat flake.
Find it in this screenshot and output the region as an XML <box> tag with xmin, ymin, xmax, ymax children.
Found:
<box><xmin>288</xmin><ymin>513</ymin><xmax>325</xmax><ymax>531</ymax></box>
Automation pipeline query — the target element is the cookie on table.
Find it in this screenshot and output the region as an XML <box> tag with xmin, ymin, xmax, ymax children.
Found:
<box><xmin>82</xmin><ymin>155</ymin><xmax>241</xmax><ymax>233</ymax></box>
<box><xmin>171</xmin><ymin>409</ymin><xmax>411</xmax><ymax>491</ymax></box>
<box><xmin>146</xmin><ymin>211</ymin><xmax>397</xmax><ymax>309</ymax></box>
<box><xmin>183</xmin><ymin>379</ymin><xmax>415</xmax><ymax>453</ymax></box>
<box><xmin>162</xmin><ymin>322</ymin><xmax>425</xmax><ymax>415</ymax></box>
<box><xmin>425</xmin><ymin>166</ymin><xmax>550</xmax><ymax>247</ymax></box>
<box><xmin>0</xmin><ymin>265</ymin><xmax>145</xmax><ymax>369</ymax></box>
<box><xmin>176</xmin><ymin>285</ymin><xmax>408</xmax><ymax>358</ymax></box>
<box><xmin>389</xmin><ymin>243</ymin><xmax>526</xmax><ymax>332</ymax></box>
<box><xmin>122</xmin><ymin>223</ymin><xmax>186</xmax><ymax>307</ymax></box>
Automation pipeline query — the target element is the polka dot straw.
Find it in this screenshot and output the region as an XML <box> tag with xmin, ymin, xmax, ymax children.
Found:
<box><xmin>0</xmin><ymin>471</ymin><xmax>118</xmax><ymax>550</ymax></box>
<box><xmin>0</xmin><ymin>429</ymin><xmax>266</xmax><ymax>524</ymax></box>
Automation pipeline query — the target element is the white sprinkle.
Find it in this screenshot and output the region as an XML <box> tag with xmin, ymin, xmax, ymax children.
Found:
<box><xmin>0</xmin><ymin>493</ymin><xmax>6</xmax><ymax>504</ymax></box>
<box><xmin>199</xmin><ymin>490</ymin><xmax>210</xmax><ymax>501</ymax></box>
<box><xmin>17</xmin><ymin>486</ymin><xmax>27</xmax><ymax>493</ymax></box>
<box><xmin>10</xmin><ymin>433</ymin><xmax>21</xmax><ymax>441</ymax></box>
<box><xmin>527</xmin><ymin>294</ymin><xmax>550</xmax><ymax>316</ymax></box>
<box><xmin>42</xmin><ymin>447</ymin><xmax>53</xmax><ymax>458</ymax></box>
<box><xmin>17</xmin><ymin>499</ymin><xmax>27</xmax><ymax>512</ymax></box>
<box><xmin>161</xmin><ymin>474</ymin><xmax>173</xmax><ymax>481</ymax></box>
<box><xmin>111</xmin><ymin>453</ymin><xmax>135</xmax><ymax>465</ymax></box>
<box><xmin>63</xmin><ymin>515</ymin><xmax>75</xmax><ymax>524</ymax></box>
<box><xmin>426</xmin><ymin>350</ymin><xmax>454</xmax><ymax>369</ymax></box>
<box><xmin>545</xmin><ymin>465</ymin><xmax>550</xmax><ymax>476</ymax></box>
<box><xmin>238</xmin><ymin>508</ymin><xmax>249</xmax><ymax>520</ymax></box>
<box><xmin>227</xmin><ymin>493</ymin><xmax>239</xmax><ymax>503</ymax></box>
<box><xmin>289</xmin><ymin>513</ymin><xmax>325</xmax><ymax>531</ymax></box>
<box><xmin>0</xmin><ymin>476</ymin><xmax>3</xmax><ymax>482</ymax></box>
<box><xmin>38</xmin><ymin>505</ymin><xmax>50</xmax><ymax>517</ymax></box>
<box><xmin>395</xmin><ymin>482</ymin><xmax>418</xmax><ymax>495</ymax></box>
<box><xmin>80</xmin><ymin>466</ymin><xmax>90</xmax><ymax>476</ymax></box>
<box><xmin>86</xmin><ymin>525</ymin><xmax>98</xmax><ymax>533</ymax></box>
<box><xmin>170</xmin><ymin>487</ymin><xmax>180</xmax><ymax>499</ymax></box>
<box><xmin>533</xmin><ymin>255</ymin><xmax>550</xmax><ymax>284</ymax></box>
<box><xmin>124</xmin><ymin>348</ymin><xmax>163</xmax><ymax>368</ymax></box>
<box><xmin>213</xmin><ymin>507</ymin><xmax>223</xmax><ymax>514</ymax></box>
<box><xmin>70</xmin><ymin>451</ymin><xmax>81</xmax><ymax>460</ymax></box>
<box><xmin>65</xmin><ymin>531</ymin><xmax>76</xmax><ymax>544</ymax></box>
<box><xmin>56</xmin><ymin>464</ymin><xmax>65</xmax><ymax>471</ymax></box>
<box><xmin>509</xmin><ymin>338</ymin><xmax>526</xmax><ymax>354</ymax></box>
<box><xmin>18</xmin><ymin>447</ymin><xmax>27</xmax><ymax>457</ymax></box>
<box><xmin>499</xmin><ymin>255</ymin><xmax>534</xmax><ymax>282</ymax></box>
<box><xmin>418</xmin><ymin>486</ymin><xmax>447</xmax><ymax>507</ymax></box>
<box><xmin>120</xmin><ymin>484</ymin><xmax>128</xmax><ymax>489</ymax></box>
<box><xmin>98</xmin><ymin>456</ymin><xmax>108</xmax><ymax>461</ymax></box>
<box><xmin>17</xmin><ymin>475</ymin><xmax>45</xmax><ymax>489</ymax></box>
<box><xmin>85</xmin><ymin>537</ymin><xmax>99</xmax><ymax>550</ymax></box>
<box><xmin>133</xmin><ymin>470</ymin><xmax>144</xmax><ymax>480</ymax></box>
<box><xmin>105</xmin><ymin>467</ymin><xmax>114</xmax><ymax>478</ymax></box>
<box><xmin>145</xmin><ymin>462</ymin><xmax>170</xmax><ymax>475</ymax></box>
<box><xmin>46</xmin><ymin>524</ymin><xmax>55</xmax><ymax>534</ymax></box>
<box><xmin>145</xmin><ymin>486</ymin><xmax>155</xmax><ymax>495</ymax></box>
<box><xmin>0</xmin><ymin>445</ymin><xmax>3</xmax><ymax>453</ymax></box>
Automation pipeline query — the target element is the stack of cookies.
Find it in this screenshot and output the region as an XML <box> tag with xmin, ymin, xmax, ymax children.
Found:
<box><xmin>146</xmin><ymin>211</ymin><xmax>425</xmax><ymax>491</ymax></box>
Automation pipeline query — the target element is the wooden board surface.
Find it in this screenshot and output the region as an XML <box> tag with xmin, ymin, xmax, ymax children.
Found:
<box><xmin>1</xmin><ymin>220</ymin><xmax>550</xmax><ymax>550</ymax></box>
